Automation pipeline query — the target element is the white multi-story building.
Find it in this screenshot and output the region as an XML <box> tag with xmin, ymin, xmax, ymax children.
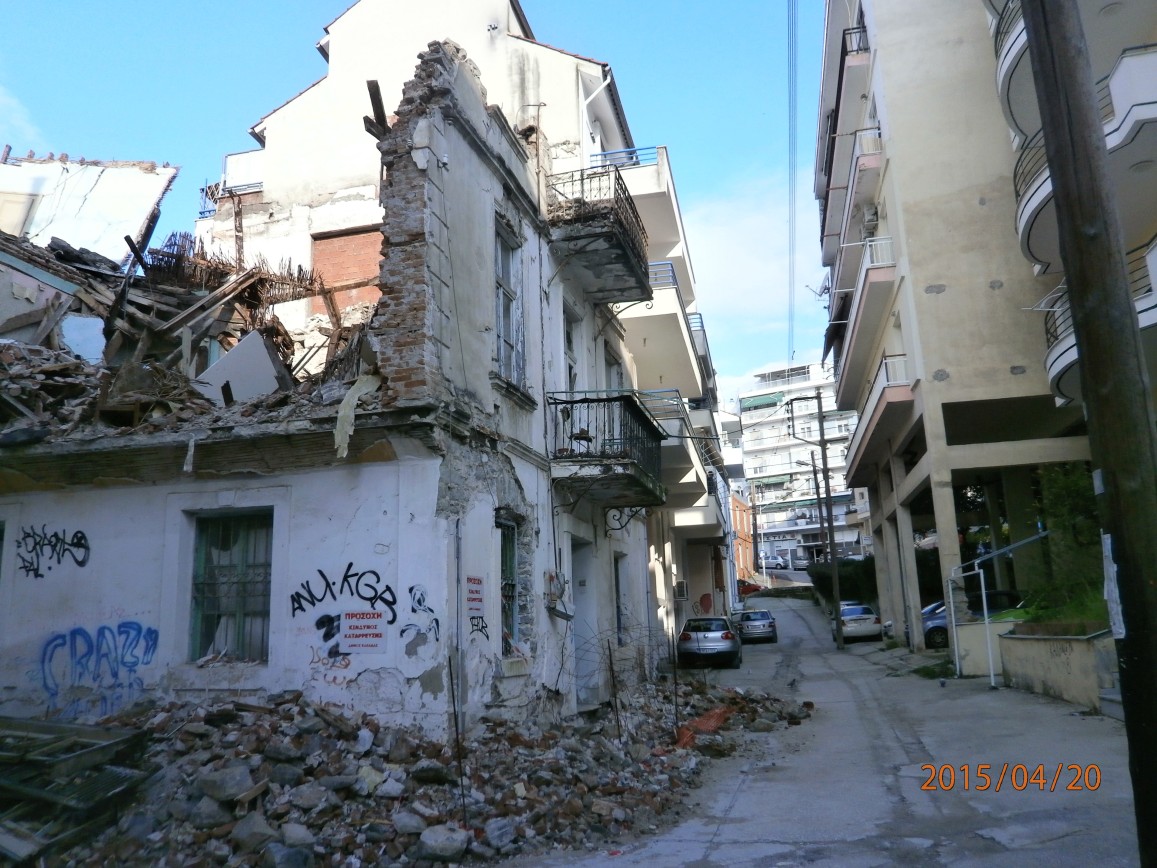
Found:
<box><xmin>738</xmin><ymin>364</ymin><xmax>861</xmax><ymax>567</ymax></box>
<box><xmin>812</xmin><ymin>1</ymin><xmax>1128</xmax><ymax>647</ymax></box>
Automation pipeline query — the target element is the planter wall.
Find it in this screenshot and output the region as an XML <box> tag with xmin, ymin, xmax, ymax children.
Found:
<box><xmin>999</xmin><ymin>629</ymin><xmax>1117</xmax><ymax>711</ymax></box>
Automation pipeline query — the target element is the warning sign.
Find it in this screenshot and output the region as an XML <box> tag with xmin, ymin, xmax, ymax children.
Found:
<box><xmin>340</xmin><ymin>610</ymin><xmax>385</xmax><ymax>652</ymax></box>
<box><xmin>466</xmin><ymin>575</ymin><xmax>485</xmax><ymax>617</ymax></box>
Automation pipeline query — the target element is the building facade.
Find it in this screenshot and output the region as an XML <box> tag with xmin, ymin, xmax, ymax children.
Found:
<box><xmin>813</xmin><ymin>0</ymin><xmax>1103</xmax><ymax>646</ymax></box>
<box><xmin>0</xmin><ymin>2</ymin><xmax>729</xmax><ymax>732</ymax></box>
<box><xmin>738</xmin><ymin>364</ymin><xmax>860</xmax><ymax>568</ymax></box>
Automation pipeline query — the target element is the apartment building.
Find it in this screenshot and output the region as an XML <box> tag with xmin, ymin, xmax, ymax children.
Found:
<box><xmin>738</xmin><ymin>364</ymin><xmax>860</xmax><ymax>568</ymax></box>
<box><xmin>813</xmin><ymin>0</ymin><xmax>1101</xmax><ymax>646</ymax></box>
<box><xmin>0</xmin><ymin>1</ymin><xmax>732</xmax><ymax>730</ymax></box>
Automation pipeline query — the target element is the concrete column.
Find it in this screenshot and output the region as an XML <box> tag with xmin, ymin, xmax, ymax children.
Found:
<box><xmin>893</xmin><ymin>498</ymin><xmax>924</xmax><ymax>650</ymax></box>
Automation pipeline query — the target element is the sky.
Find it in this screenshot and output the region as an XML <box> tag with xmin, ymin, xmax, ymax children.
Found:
<box><xmin>0</xmin><ymin>1</ymin><xmax>829</xmax><ymax>409</ymax></box>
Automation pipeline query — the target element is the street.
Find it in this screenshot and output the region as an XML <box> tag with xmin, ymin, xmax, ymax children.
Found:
<box><xmin>504</xmin><ymin>597</ymin><xmax>1138</xmax><ymax>866</ymax></box>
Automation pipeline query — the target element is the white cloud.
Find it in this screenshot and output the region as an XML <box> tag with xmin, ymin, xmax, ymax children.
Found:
<box><xmin>0</xmin><ymin>85</ymin><xmax>44</xmax><ymax>153</ymax></box>
<box><xmin>684</xmin><ymin>172</ymin><xmax>833</xmax><ymax>408</ymax></box>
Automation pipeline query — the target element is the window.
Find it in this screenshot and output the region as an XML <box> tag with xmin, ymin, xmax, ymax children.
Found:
<box><xmin>564</xmin><ymin>308</ymin><xmax>580</xmax><ymax>391</ymax></box>
<box><xmin>495</xmin><ymin>228</ymin><xmax>524</xmax><ymax>385</ymax></box>
<box><xmin>498</xmin><ymin>519</ymin><xmax>519</xmax><ymax>656</ymax></box>
<box><xmin>191</xmin><ymin>511</ymin><xmax>273</xmax><ymax>662</ymax></box>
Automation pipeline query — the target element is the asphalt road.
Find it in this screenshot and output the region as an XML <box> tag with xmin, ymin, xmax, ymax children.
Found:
<box><xmin>505</xmin><ymin>597</ymin><xmax>1139</xmax><ymax>866</ymax></box>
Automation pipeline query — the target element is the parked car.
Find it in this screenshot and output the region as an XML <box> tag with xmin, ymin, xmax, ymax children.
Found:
<box><xmin>737</xmin><ymin>579</ymin><xmax>764</xmax><ymax>597</ymax></box>
<box><xmin>831</xmin><ymin>603</ymin><xmax>883</xmax><ymax>642</ymax></box>
<box><xmin>761</xmin><ymin>554</ymin><xmax>787</xmax><ymax>570</ymax></box>
<box><xmin>921</xmin><ymin>590</ymin><xmax>1023</xmax><ymax>649</ymax></box>
<box><xmin>735</xmin><ymin>608</ymin><xmax>778</xmax><ymax>643</ymax></box>
<box><xmin>676</xmin><ymin>617</ymin><xmax>743</xmax><ymax>668</ymax></box>
<box><xmin>791</xmin><ymin>555</ymin><xmax>811</xmax><ymax>570</ymax></box>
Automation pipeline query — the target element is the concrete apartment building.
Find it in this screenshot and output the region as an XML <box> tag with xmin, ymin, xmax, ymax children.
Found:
<box><xmin>812</xmin><ymin>0</ymin><xmax>1157</xmax><ymax>646</ymax></box>
<box><xmin>0</xmin><ymin>1</ymin><xmax>730</xmax><ymax>731</ymax></box>
<box><xmin>738</xmin><ymin>364</ymin><xmax>862</xmax><ymax>568</ymax></box>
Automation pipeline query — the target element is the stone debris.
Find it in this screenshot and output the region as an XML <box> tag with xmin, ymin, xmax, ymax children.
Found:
<box><xmin>49</xmin><ymin>680</ymin><xmax>810</xmax><ymax>866</ymax></box>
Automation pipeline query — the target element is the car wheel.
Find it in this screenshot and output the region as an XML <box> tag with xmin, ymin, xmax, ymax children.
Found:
<box><xmin>925</xmin><ymin>627</ymin><xmax>949</xmax><ymax>649</ymax></box>
<box><xmin>771</xmin><ymin>633</ymin><xmax>778</xmax><ymax>643</ymax></box>
<box><xmin>730</xmin><ymin>651</ymin><xmax>743</xmax><ymax>669</ymax></box>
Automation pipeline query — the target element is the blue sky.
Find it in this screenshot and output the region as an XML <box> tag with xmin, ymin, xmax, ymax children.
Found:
<box><xmin>0</xmin><ymin>1</ymin><xmax>828</xmax><ymax>407</ymax></box>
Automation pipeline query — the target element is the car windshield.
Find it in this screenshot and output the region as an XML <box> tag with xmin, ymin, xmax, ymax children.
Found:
<box><xmin>684</xmin><ymin>619</ymin><xmax>728</xmax><ymax>633</ymax></box>
<box><xmin>741</xmin><ymin>611</ymin><xmax>771</xmax><ymax>622</ymax></box>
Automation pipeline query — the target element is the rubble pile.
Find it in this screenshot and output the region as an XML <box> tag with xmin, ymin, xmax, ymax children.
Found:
<box><xmin>0</xmin><ymin>343</ymin><xmax>101</xmax><ymax>436</ymax></box>
<box><xmin>55</xmin><ymin>682</ymin><xmax>809</xmax><ymax>866</ymax></box>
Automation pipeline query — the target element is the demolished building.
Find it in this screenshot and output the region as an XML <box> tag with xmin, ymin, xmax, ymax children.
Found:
<box><xmin>0</xmin><ymin>2</ymin><xmax>731</xmax><ymax>740</ymax></box>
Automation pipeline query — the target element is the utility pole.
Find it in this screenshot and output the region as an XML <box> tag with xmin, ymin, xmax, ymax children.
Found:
<box><xmin>815</xmin><ymin>389</ymin><xmax>843</xmax><ymax>649</ymax></box>
<box><xmin>1020</xmin><ymin>3</ymin><xmax>1157</xmax><ymax>862</ymax></box>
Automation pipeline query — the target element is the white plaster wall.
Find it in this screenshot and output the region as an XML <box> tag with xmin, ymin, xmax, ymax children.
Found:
<box><xmin>0</xmin><ymin>452</ymin><xmax>522</xmax><ymax>737</ymax></box>
<box><xmin>0</xmin><ymin>161</ymin><xmax>177</xmax><ymax>263</ymax></box>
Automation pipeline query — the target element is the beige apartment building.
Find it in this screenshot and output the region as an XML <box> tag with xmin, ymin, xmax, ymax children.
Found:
<box><xmin>810</xmin><ymin>0</ymin><xmax>1155</xmax><ymax>646</ymax></box>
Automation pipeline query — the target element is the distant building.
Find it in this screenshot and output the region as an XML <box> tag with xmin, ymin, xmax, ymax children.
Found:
<box><xmin>738</xmin><ymin>363</ymin><xmax>861</xmax><ymax>567</ymax></box>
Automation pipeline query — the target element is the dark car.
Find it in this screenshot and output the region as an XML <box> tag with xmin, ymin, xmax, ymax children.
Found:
<box><xmin>736</xmin><ymin>608</ymin><xmax>778</xmax><ymax>643</ymax></box>
<box><xmin>922</xmin><ymin>591</ymin><xmax>1023</xmax><ymax>649</ymax></box>
<box><xmin>676</xmin><ymin>617</ymin><xmax>742</xmax><ymax>668</ymax></box>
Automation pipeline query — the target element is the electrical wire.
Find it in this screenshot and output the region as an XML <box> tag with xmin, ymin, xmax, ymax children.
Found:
<box><xmin>787</xmin><ymin>0</ymin><xmax>798</xmax><ymax>362</ymax></box>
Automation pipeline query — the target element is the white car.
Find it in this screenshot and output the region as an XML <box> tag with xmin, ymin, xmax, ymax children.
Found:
<box><xmin>831</xmin><ymin>603</ymin><xmax>883</xmax><ymax>642</ymax></box>
<box><xmin>761</xmin><ymin>554</ymin><xmax>786</xmax><ymax>570</ymax></box>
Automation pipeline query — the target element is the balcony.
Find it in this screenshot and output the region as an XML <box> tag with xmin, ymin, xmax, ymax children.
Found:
<box><xmin>817</xmin><ymin>26</ymin><xmax>872</xmax><ymax>266</ymax></box>
<box><xmin>839</xmin><ymin>130</ymin><xmax>883</xmax><ymax>248</ymax></box>
<box><xmin>844</xmin><ymin>355</ymin><xmax>913</xmax><ymax>487</ymax></box>
<box><xmin>686</xmin><ymin>312</ymin><xmax>718</xmax><ymax>401</ymax></box>
<box><xmin>593</xmin><ymin>147</ymin><xmax>695</xmax><ymax>303</ymax></box>
<box><xmin>612</xmin><ymin>262</ymin><xmax>700</xmax><ymax>395</ymax></box>
<box><xmin>636</xmin><ymin>390</ymin><xmax>711</xmax><ymax>510</ymax></box>
<box><xmin>830</xmin><ymin>236</ymin><xmax>898</xmax><ymax>409</ymax></box>
<box><xmin>995</xmin><ymin>2</ymin><xmax>1157</xmax><ymax>140</ymax></box>
<box><xmin>1045</xmin><ymin>239</ymin><xmax>1157</xmax><ymax>404</ymax></box>
<box><xmin>546</xmin><ymin>165</ymin><xmax>651</xmax><ymax>304</ymax></box>
<box><xmin>547</xmin><ymin>391</ymin><xmax>666</xmax><ymax>508</ymax></box>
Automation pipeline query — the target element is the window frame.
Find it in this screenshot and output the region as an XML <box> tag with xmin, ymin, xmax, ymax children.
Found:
<box><xmin>190</xmin><ymin>509</ymin><xmax>274</xmax><ymax>663</ymax></box>
<box><xmin>494</xmin><ymin>222</ymin><xmax>524</xmax><ymax>386</ymax></box>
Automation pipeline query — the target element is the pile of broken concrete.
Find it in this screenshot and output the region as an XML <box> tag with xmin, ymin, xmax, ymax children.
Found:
<box><xmin>55</xmin><ymin>681</ymin><xmax>810</xmax><ymax>866</ymax></box>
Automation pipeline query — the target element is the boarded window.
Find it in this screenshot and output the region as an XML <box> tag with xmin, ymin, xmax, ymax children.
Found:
<box><xmin>499</xmin><ymin>519</ymin><xmax>519</xmax><ymax>656</ymax></box>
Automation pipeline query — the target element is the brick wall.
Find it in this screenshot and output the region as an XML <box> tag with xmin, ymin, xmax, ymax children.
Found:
<box><xmin>310</xmin><ymin>230</ymin><xmax>383</xmax><ymax>315</ymax></box>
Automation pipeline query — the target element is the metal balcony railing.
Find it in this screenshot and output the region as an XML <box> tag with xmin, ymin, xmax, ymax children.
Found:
<box><xmin>1044</xmin><ymin>245</ymin><xmax>1153</xmax><ymax>347</ymax></box>
<box><xmin>994</xmin><ymin>0</ymin><xmax>1022</xmax><ymax>62</ymax></box>
<box><xmin>649</xmin><ymin>261</ymin><xmax>679</xmax><ymax>292</ymax></box>
<box><xmin>547</xmin><ymin>391</ymin><xmax>664</xmax><ymax>481</ymax></box>
<box><xmin>545</xmin><ymin>165</ymin><xmax>648</xmax><ymax>271</ymax></box>
<box><xmin>590</xmin><ymin>146</ymin><xmax>659</xmax><ymax>169</ymax></box>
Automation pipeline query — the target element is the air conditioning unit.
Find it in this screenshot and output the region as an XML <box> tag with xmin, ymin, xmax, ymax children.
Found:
<box><xmin>674</xmin><ymin>580</ymin><xmax>689</xmax><ymax>601</ymax></box>
<box><xmin>862</xmin><ymin>206</ymin><xmax>879</xmax><ymax>235</ymax></box>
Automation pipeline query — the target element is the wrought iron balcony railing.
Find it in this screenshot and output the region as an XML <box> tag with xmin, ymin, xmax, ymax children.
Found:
<box><xmin>545</xmin><ymin>165</ymin><xmax>649</xmax><ymax>272</ymax></box>
<box><xmin>547</xmin><ymin>391</ymin><xmax>664</xmax><ymax>482</ymax></box>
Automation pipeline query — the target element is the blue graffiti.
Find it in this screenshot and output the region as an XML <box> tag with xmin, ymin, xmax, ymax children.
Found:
<box><xmin>40</xmin><ymin>622</ymin><xmax>159</xmax><ymax>718</ymax></box>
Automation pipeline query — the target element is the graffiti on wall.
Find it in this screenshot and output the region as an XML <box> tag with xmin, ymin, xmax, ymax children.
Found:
<box><xmin>400</xmin><ymin>584</ymin><xmax>441</xmax><ymax>643</ymax></box>
<box><xmin>289</xmin><ymin>562</ymin><xmax>398</xmax><ymax>619</ymax></box>
<box><xmin>17</xmin><ymin>525</ymin><xmax>91</xmax><ymax>578</ymax></box>
<box><xmin>469</xmin><ymin>616</ymin><xmax>490</xmax><ymax>639</ymax></box>
<box><xmin>39</xmin><ymin>622</ymin><xmax>158</xmax><ymax>717</ymax></box>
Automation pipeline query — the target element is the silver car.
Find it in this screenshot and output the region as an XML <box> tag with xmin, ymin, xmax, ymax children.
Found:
<box><xmin>831</xmin><ymin>603</ymin><xmax>883</xmax><ymax>642</ymax></box>
<box><xmin>735</xmin><ymin>609</ymin><xmax>778</xmax><ymax>643</ymax></box>
<box><xmin>676</xmin><ymin>617</ymin><xmax>743</xmax><ymax>668</ymax></box>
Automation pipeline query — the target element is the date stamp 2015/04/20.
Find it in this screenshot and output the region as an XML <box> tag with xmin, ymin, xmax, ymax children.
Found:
<box><xmin>920</xmin><ymin>763</ymin><xmax>1101</xmax><ymax>792</ymax></box>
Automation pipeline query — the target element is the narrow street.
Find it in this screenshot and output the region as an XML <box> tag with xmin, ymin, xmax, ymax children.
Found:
<box><xmin>505</xmin><ymin>597</ymin><xmax>1138</xmax><ymax>866</ymax></box>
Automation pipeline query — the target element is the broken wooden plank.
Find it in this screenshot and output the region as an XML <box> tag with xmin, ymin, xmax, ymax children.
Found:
<box><xmin>158</xmin><ymin>267</ymin><xmax>259</xmax><ymax>335</ymax></box>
